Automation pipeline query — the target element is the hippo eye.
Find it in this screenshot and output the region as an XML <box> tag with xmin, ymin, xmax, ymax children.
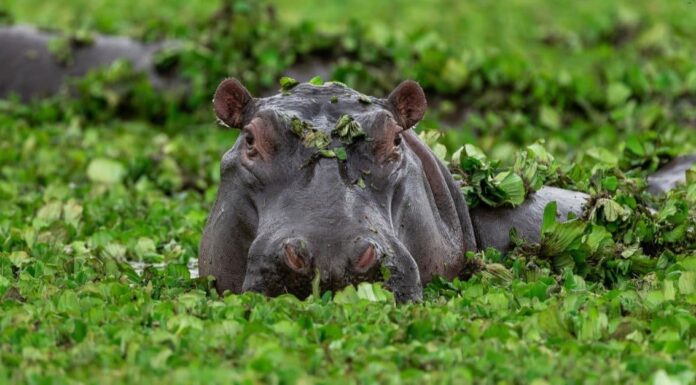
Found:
<box><xmin>394</xmin><ymin>135</ymin><xmax>402</xmax><ymax>147</ymax></box>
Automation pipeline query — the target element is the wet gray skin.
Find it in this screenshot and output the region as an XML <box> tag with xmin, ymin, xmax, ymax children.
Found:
<box><xmin>469</xmin><ymin>187</ymin><xmax>588</xmax><ymax>252</ymax></box>
<box><xmin>199</xmin><ymin>79</ymin><xmax>479</xmax><ymax>302</ymax></box>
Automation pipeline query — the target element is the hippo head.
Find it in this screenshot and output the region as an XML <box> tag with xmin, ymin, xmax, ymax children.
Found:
<box><xmin>199</xmin><ymin>79</ymin><xmax>474</xmax><ymax>302</ymax></box>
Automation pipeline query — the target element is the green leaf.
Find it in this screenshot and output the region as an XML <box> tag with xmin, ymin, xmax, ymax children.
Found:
<box><xmin>332</xmin><ymin>114</ymin><xmax>365</xmax><ymax>144</ymax></box>
<box><xmin>334</xmin><ymin>283</ymin><xmax>391</xmax><ymax>303</ymax></box>
<box><xmin>625</xmin><ymin>136</ymin><xmax>645</xmax><ymax>156</ymax></box>
<box><xmin>311</xmin><ymin>268</ymin><xmax>321</xmax><ymax>298</ymax></box>
<box><xmin>584</xmin><ymin>225</ymin><xmax>613</xmax><ymax>253</ymax></box>
<box><xmin>317</xmin><ymin>149</ymin><xmax>336</xmax><ymax>158</ymax></box>
<box><xmin>652</xmin><ymin>370</ymin><xmax>684</xmax><ymax>385</ymax></box>
<box><xmin>430</xmin><ymin>143</ymin><xmax>447</xmax><ymax>162</ymax></box>
<box><xmin>539</xmin><ymin>105</ymin><xmax>560</xmax><ymax>130</ymax></box>
<box><xmin>290</xmin><ymin>116</ymin><xmax>308</xmax><ymax>136</ymax></box>
<box><xmin>63</xmin><ymin>200</ymin><xmax>83</xmax><ymax>228</ymax></box>
<box><xmin>585</xmin><ymin>147</ymin><xmax>618</xmax><ymax>166</ymax></box>
<box><xmin>595</xmin><ymin>198</ymin><xmax>628</xmax><ymax>222</ymax></box>
<box><xmin>463</xmin><ymin>144</ymin><xmax>488</xmax><ymax>165</ymax></box>
<box><xmin>333</xmin><ymin>285</ymin><xmax>359</xmax><ymax>304</ymax></box>
<box><xmin>279</xmin><ymin>76</ymin><xmax>299</xmax><ymax>91</ymax></box>
<box><xmin>302</xmin><ymin>130</ymin><xmax>330</xmax><ymax>150</ymax></box>
<box><xmin>540</xmin><ymin>202</ymin><xmax>586</xmax><ymax>256</ymax></box>
<box><xmin>9</xmin><ymin>251</ymin><xmax>30</xmax><ymax>267</ymax></box>
<box><xmin>537</xmin><ymin>303</ymin><xmax>570</xmax><ymax>338</ymax></box>
<box><xmin>602</xmin><ymin>176</ymin><xmax>619</xmax><ymax>192</ymax></box>
<box><xmin>678</xmin><ymin>272</ymin><xmax>695</xmax><ymax>295</ymax></box>
<box><xmin>33</xmin><ymin>201</ymin><xmax>62</xmax><ymax>228</ymax></box>
<box><xmin>335</xmin><ymin>147</ymin><xmax>347</xmax><ymax>161</ymax></box>
<box><xmin>607</xmin><ymin>82</ymin><xmax>631</xmax><ymax>106</ymax></box>
<box><xmin>133</xmin><ymin>237</ymin><xmax>158</xmax><ymax>261</ymax></box>
<box><xmin>308</xmin><ymin>76</ymin><xmax>323</xmax><ymax>85</ymax></box>
<box><xmin>87</xmin><ymin>158</ymin><xmax>126</xmax><ymax>184</ymax></box>
<box><xmin>357</xmin><ymin>94</ymin><xmax>372</xmax><ymax>104</ymax></box>
<box><xmin>493</xmin><ymin>171</ymin><xmax>525</xmax><ymax>206</ymax></box>
<box><xmin>355</xmin><ymin>177</ymin><xmax>366</xmax><ymax>189</ymax></box>
<box><xmin>542</xmin><ymin>201</ymin><xmax>558</xmax><ymax>234</ymax></box>
<box><xmin>663</xmin><ymin>279</ymin><xmax>676</xmax><ymax>301</ymax></box>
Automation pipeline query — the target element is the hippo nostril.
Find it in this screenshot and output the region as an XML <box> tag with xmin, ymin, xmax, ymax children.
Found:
<box><xmin>355</xmin><ymin>244</ymin><xmax>377</xmax><ymax>271</ymax></box>
<box><xmin>284</xmin><ymin>244</ymin><xmax>306</xmax><ymax>271</ymax></box>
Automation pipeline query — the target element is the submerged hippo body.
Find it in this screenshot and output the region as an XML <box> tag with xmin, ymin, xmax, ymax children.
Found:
<box><xmin>199</xmin><ymin>78</ymin><xmax>588</xmax><ymax>301</ymax></box>
<box><xmin>470</xmin><ymin>187</ymin><xmax>588</xmax><ymax>252</ymax></box>
<box><xmin>647</xmin><ymin>155</ymin><xmax>696</xmax><ymax>195</ymax></box>
<box><xmin>0</xmin><ymin>25</ymin><xmax>171</xmax><ymax>101</ymax></box>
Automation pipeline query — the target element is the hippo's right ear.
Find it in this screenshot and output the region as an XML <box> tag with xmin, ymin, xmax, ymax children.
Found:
<box><xmin>213</xmin><ymin>78</ymin><xmax>253</xmax><ymax>128</ymax></box>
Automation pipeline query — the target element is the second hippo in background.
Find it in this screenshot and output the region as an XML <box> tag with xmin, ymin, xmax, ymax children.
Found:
<box><xmin>0</xmin><ymin>25</ymin><xmax>179</xmax><ymax>101</ymax></box>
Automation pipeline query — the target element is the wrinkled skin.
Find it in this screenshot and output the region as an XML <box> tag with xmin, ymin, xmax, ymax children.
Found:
<box><xmin>200</xmin><ymin>79</ymin><xmax>478</xmax><ymax>302</ymax></box>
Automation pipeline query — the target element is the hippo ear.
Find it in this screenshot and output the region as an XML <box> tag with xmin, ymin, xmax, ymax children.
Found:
<box><xmin>213</xmin><ymin>78</ymin><xmax>253</xmax><ymax>128</ymax></box>
<box><xmin>388</xmin><ymin>80</ymin><xmax>427</xmax><ymax>129</ymax></box>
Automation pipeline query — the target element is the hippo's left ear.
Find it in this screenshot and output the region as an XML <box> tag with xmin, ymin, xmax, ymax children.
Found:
<box><xmin>388</xmin><ymin>80</ymin><xmax>427</xmax><ymax>129</ymax></box>
<box><xmin>213</xmin><ymin>78</ymin><xmax>253</xmax><ymax>128</ymax></box>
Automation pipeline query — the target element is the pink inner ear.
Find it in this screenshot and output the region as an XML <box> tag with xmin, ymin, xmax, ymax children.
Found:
<box><xmin>213</xmin><ymin>78</ymin><xmax>252</xmax><ymax>128</ymax></box>
<box><xmin>389</xmin><ymin>80</ymin><xmax>427</xmax><ymax>129</ymax></box>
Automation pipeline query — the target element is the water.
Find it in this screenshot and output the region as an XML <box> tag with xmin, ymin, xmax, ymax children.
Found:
<box><xmin>128</xmin><ymin>258</ymin><xmax>199</xmax><ymax>278</ymax></box>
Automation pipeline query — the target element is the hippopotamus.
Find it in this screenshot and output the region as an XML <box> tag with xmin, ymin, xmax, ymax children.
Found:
<box><xmin>647</xmin><ymin>154</ymin><xmax>696</xmax><ymax>195</ymax></box>
<box><xmin>198</xmin><ymin>78</ymin><xmax>590</xmax><ymax>302</ymax></box>
<box><xmin>0</xmin><ymin>25</ymin><xmax>174</xmax><ymax>101</ymax></box>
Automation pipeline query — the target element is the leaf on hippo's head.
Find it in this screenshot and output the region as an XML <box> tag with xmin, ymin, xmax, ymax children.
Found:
<box><xmin>335</xmin><ymin>147</ymin><xmax>347</xmax><ymax>161</ymax></box>
<box><xmin>355</xmin><ymin>177</ymin><xmax>366</xmax><ymax>189</ymax></box>
<box><xmin>290</xmin><ymin>116</ymin><xmax>331</xmax><ymax>151</ymax></box>
<box><xmin>332</xmin><ymin>114</ymin><xmax>365</xmax><ymax>144</ymax></box>
<box><xmin>303</xmin><ymin>130</ymin><xmax>330</xmax><ymax>150</ymax></box>
<box><xmin>309</xmin><ymin>76</ymin><xmax>323</xmax><ymax>85</ymax></box>
<box><xmin>279</xmin><ymin>76</ymin><xmax>299</xmax><ymax>92</ymax></box>
<box><xmin>290</xmin><ymin>116</ymin><xmax>308</xmax><ymax>137</ymax></box>
<box><xmin>316</xmin><ymin>149</ymin><xmax>336</xmax><ymax>158</ymax></box>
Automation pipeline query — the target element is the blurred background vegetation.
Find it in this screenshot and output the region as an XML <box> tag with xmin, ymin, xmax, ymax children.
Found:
<box><xmin>4</xmin><ymin>0</ymin><xmax>696</xmax><ymax>162</ymax></box>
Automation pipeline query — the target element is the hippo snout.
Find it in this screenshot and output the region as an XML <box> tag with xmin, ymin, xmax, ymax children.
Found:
<box><xmin>281</xmin><ymin>237</ymin><xmax>379</xmax><ymax>274</ymax></box>
<box><xmin>242</xmin><ymin>234</ymin><xmax>420</xmax><ymax>300</ymax></box>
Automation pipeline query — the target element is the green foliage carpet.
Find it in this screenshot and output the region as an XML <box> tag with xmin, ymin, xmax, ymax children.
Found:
<box><xmin>1</xmin><ymin>1</ymin><xmax>695</xmax><ymax>384</ymax></box>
